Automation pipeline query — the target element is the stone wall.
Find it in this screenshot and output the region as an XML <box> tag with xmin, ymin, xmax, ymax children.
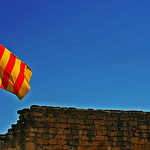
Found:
<box><xmin>0</xmin><ymin>105</ymin><xmax>150</xmax><ymax>150</ymax></box>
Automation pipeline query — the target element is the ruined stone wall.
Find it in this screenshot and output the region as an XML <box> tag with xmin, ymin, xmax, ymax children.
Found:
<box><xmin>0</xmin><ymin>105</ymin><xmax>150</xmax><ymax>150</ymax></box>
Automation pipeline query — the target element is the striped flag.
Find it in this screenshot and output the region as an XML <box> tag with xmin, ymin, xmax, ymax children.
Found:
<box><xmin>0</xmin><ymin>45</ymin><xmax>32</xmax><ymax>100</ymax></box>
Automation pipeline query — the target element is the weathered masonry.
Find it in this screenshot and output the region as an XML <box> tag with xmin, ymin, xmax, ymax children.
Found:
<box><xmin>0</xmin><ymin>105</ymin><xmax>150</xmax><ymax>150</ymax></box>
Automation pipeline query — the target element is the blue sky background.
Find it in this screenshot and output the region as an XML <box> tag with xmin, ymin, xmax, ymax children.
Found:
<box><xmin>0</xmin><ymin>0</ymin><xmax>150</xmax><ymax>133</ymax></box>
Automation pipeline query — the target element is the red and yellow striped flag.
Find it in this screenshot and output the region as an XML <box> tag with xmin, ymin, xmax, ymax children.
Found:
<box><xmin>0</xmin><ymin>45</ymin><xmax>32</xmax><ymax>100</ymax></box>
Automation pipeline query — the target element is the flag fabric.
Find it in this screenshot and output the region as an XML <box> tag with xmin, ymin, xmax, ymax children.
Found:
<box><xmin>0</xmin><ymin>44</ymin><xmax>32</xmax><ymax>100</ymax></box>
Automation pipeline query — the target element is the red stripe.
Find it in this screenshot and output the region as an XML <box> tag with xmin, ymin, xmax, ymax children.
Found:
<box><xmin>13</xmin><ymin>61</ymin><xmax>26</xmax><ymax>96</ymax></box>
<box><xmin>2</xmin><ymin>53</ymin><xmax>16</xmax><ymax>90</ymax></box>
<box><xmin>0</xmin><ymin>45</ymin><xmax>5</xmax><ymax>60</ymax></box>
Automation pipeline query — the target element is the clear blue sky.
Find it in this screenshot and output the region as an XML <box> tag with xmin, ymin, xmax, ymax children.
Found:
<box><xmin>0</xmin><ymin>0</ymin><xmax>150</xmax><ymax>133</ymax></box>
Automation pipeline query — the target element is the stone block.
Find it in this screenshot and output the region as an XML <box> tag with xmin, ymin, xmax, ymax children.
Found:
<box><xmin>95</xmin><ymin>135</ymin><xmax>105</xmax><ymax>141</ymax></box>
<box><xmin>49</xmin><ymin>139</ymin><xmax>57</xmax><ymax>145</ymax></box>
<box><xmin>52</xmin><ymin>145</ymin><xmax>62</xmax><ymax>149</ymax></box>
<box><xmin>25</xmin><ymin>142</ymin><xmax>35</xmax><ymax>150</ymax></box>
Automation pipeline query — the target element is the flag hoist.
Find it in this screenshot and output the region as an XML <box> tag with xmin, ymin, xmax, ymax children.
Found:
<box><xmin>0</xmin><ymin>45</ymin><xmax>32</xmax><ymax>100</ymax></box>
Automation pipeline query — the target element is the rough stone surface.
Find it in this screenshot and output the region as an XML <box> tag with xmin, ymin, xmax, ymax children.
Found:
<box><xmin>0</xmin><ymin>105</ymin><xmax>150</xmax><ymax>149</ymax></box>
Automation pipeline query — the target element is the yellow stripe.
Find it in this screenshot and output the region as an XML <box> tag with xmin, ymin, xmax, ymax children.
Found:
<box><xmin>0</xmin><ymin>48</ymin><xmax>11</xmax><ymax>71</ymax></box>
<box><xmin>24</xmin><ymin>65</ymin><xmax>32</xmax><ymax>82</ymax></box>
<box><xmin>0</xmin><ymin>69</ymin><xmax>3</xmax><ymax>87</ymax></box>
<box><xmin>0</xmin><ymin>80</ymin><xmax>2</xmax><ymax>87</ymax></box>
<box><xmin>18</xmin><ymin>79</ymin><xmax>31</xmax><ymax>100</ymax></box>
<box><xmin>6</xmin><ymin>83</ymin><xmax>14</xmax><ymax>93</ymax></box>
<box><xmin>8</xmin><ymin>58</ymin><xmax>21</xmax><ymax>86</ymax></box>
